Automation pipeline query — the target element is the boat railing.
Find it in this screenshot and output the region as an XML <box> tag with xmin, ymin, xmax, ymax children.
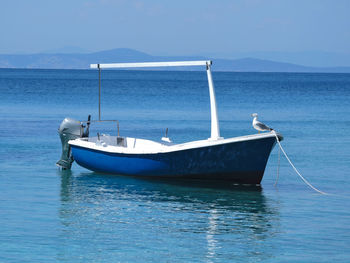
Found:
<box><xmin>80</xmin><ymin>119</ymin><xmax>121</xmax><ymax>138</ymax></box>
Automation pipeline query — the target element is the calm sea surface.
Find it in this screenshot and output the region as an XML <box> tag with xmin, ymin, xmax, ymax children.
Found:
<box><xmin>0</xmin><ymin>69</ymin><xmax>349</xmax><ymax>262</ymax></box>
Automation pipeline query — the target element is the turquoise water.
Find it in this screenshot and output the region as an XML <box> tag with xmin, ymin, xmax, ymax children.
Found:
<box><xmin>0</xmin><ymin>69</ymin><xmax>349</xmax><ymax>262</ymax></box>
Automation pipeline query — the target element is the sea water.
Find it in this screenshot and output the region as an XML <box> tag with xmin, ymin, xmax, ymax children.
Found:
<box><xmin>0</xmin><ymin>69</ymin><xmax>349</xmax><ymax>262</ymax></box>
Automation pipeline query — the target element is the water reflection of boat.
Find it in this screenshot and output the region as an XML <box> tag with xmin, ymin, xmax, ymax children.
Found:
<box><xmin>59</xmin><ymin>171</ymin><xmax>280</xmax><ymax>261</ymax></box>
<box><xmin>60</xmin><ymin>170</ymin><xmax>272</xmax><ymax>211</ymax></box>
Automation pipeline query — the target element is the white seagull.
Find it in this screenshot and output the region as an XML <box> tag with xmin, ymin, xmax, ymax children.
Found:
<box><xmin>251</xmin><ymin>113</ymin><xmax>273</xmax><ymax>133</ymax></box>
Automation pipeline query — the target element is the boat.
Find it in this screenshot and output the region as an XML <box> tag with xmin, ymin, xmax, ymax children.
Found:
<box><xmin>57</xmin><ymin>60</ymin><xmax>282</xmax><ymax>184</ymax></box>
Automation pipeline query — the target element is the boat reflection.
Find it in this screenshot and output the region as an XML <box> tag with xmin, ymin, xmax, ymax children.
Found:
<box><xmin>59</xmin><ymin>170</ymin><xmax>280</xmax><ymax>261</ymax></box>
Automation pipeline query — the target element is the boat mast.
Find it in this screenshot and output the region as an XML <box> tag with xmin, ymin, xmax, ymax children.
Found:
<box><xmin>98</xmin><ymin>64</ymin><xmax>101</xmax><ymax>121</ymax></box>
<box><xmin>206</xmin><ymin>61</ymin><xmax>221</xmax><ymax>140</ymax></box>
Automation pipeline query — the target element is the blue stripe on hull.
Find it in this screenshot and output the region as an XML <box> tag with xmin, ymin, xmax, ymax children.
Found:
<box><xmin>71</xmin><ymin>137</ymin><xmax>276</xmax><ymax>184</ymax></box>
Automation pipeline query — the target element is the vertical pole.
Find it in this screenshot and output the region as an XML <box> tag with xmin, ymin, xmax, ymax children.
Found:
<box><xmin>117</xmin><ymin>121</ymin><xmax>120</xmax><ymax>137</ymax></box>
<box><xmin>98</xmin><ymin>64</ymin><xmax>101</xmax><ymax>121</ymax></box>
<box><xmin>206</xmin><ymin>62</ymin><xmax>221</xmax><ymax>140</ymax></box>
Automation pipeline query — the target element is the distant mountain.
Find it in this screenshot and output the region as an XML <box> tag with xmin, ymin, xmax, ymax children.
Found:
<box><xmin>0</xmin><ymin>48</ymin><xmax>349</xmax><ymax>73</ymax></box>
<box><xmin>212</xmin><ymin>57</ymin><xmax>350</xmax><ymax>73</ymax></box>
<box><xmin>197</xmin><ymin>51</ymin><xmax>350</xmax><ymax>68</ymax></box>
<box><xmin>41</xmin><ymin>46</ymin><xmax>90</xmax><ymax>54</ymax></box>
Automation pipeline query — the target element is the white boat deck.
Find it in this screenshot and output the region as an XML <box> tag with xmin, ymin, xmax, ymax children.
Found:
<box><xmin>69</xmin><ymin>132</ymin><xmax>280</xmax><ymax>155</ymax></box>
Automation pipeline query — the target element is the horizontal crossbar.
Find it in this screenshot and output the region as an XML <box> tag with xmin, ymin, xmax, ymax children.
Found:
<box><xmin>90</xmin><ymin>60</ymin><xmax>211</xmax><ymax>69</ymax></box>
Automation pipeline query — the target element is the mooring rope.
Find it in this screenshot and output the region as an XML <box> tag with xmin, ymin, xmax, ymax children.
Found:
<box><xmin>274</xmin><ymin>145</ymin><xmax>281</xmax><ymax>187</ymax></box>
<box><xmin>272</xmin><ymin>131</ymin><xmax>328</xmax><ymax>195</ymax></box>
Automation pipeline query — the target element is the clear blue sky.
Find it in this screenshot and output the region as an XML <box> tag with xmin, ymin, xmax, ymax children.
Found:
<box><xmin>1</xmin><ymin>0</ymin><xmax>349</xmax><ymax>56</ymax></box>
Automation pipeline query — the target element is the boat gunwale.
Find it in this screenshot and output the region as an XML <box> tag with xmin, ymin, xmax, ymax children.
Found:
<box><xmin>69</xmin><ymin>131</ymin><xmax>282</xmax><ymax>155</ymax></box>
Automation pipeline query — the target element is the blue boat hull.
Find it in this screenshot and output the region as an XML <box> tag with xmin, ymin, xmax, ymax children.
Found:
<box><xmin>71</xmin><ymin>136</ymin><xmax>278</xmax><ymax>184</ymax></box>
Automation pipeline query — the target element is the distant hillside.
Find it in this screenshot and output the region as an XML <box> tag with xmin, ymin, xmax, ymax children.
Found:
<box><xmin>0</xmin><ymin>48</ymin><xmax>349</xmax><ymax>73</ymax></box>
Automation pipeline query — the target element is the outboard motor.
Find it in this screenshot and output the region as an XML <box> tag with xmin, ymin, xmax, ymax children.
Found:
<box><xmin>56</xmin><ymin>118</ymin><xmax>83</xmax><ymax>170</ymax></box>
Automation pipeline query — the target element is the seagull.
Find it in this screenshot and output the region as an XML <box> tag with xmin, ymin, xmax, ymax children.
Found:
<box><xmin>251</xmin><ymin>113</ymin><xmax>273</xmax><ymax>133</ymax></box>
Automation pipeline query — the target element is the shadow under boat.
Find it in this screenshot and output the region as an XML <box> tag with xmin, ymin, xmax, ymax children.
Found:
<box><xmin>59</xmin><ymin>169</ymin><xmax>279</xmax><ymax>218</ymax></box>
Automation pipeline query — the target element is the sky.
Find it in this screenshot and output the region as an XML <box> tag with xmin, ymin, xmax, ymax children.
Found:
<box><xmin>0</xmin><ymin>0</ymin><xmax>349</xmax><ymax>59</ymax></box>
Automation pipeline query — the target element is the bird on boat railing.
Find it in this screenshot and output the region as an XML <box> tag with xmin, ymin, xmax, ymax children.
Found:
<box><xmin>251</xmin><ymin>113</ymin><xmax>273</xmax><ymax>133</ymax></box>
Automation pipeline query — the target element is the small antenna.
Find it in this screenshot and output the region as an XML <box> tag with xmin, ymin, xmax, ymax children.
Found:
<box><xmin>161</xmin><ymin>128</ymin><xmax>172</xmax><ymax>143</ymax></box>
<box><xmin>117</xmin><ymin>121</ymin><xmax>120</xmax><ymax>137</ymax></box>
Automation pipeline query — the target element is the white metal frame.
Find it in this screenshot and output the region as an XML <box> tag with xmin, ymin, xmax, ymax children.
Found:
<box><xmin>91</xmin><ymin>61</ymin><xmax>210</xmax><ymax>69</ymax></box>
<box><xmin>90</xmin><ymin>60</ymin><xmax>222</xmax><ymax>140</ymax></box>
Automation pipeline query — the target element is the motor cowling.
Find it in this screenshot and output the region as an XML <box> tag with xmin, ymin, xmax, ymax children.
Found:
<box><xmin>56</xmin><ymin>118</ymin><xmax>83</xmax><ymax>169</ymax></box>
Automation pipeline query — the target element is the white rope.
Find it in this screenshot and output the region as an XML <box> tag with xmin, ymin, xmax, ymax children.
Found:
<box><xmin>274</xmin><ymin>145</ymin><xmax>281</xmax><ymax>187</ymax></box>
<box><xmin>272</xmin><ymin>131</ymin><xmax>328</xmax><ymax>195</ymax></box>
